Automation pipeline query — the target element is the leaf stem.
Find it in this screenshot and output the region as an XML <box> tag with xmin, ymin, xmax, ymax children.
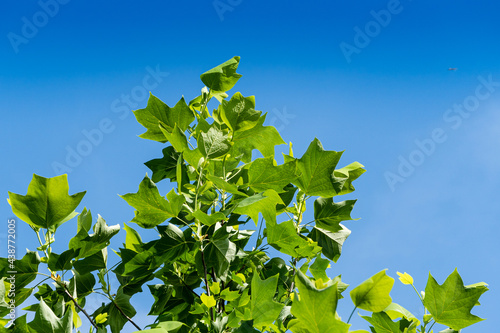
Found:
<box><xmin>426</xmin><ymin>320</ymin><xmax>436</xmax><ymax>333</ymax></box>
<box><xmin>200</xmin><ymin>245</ymin><xmax>214</xmax><ymax>321</ymax></box>
<box><xmin>411</xmin><ymin>283</ymin><xmax>424</xmax><ymax>305</ymax></box>
<box><xmin>34</xmin><ymin>228</ymin><xmax>50</xmax><ymax>260</ymax></box>
<box><xmin>347</xmin><ymin>306</ymin><xmax>357</xmax><ymax>324</ymax></box>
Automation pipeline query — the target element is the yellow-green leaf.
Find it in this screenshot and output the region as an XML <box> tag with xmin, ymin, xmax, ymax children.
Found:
<box><xmin>397</xmin><ymin>272</ymin><xmax>414</xmax><ymax>285</ymax></box>
<box><xmin>200</xmin><ymin>293</ymin><xmax>216</xmax><ymax>308</ymax></box>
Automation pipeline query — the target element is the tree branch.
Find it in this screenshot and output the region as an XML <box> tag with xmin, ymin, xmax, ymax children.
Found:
<box><xmin>61</xmin><ymin>287</ymin><xmax>98</xmax><ymax>330</ymax></box>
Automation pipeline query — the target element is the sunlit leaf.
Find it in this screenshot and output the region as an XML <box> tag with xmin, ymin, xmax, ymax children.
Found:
<box><xmin>350</xmin><ymin>270</ymin><xmax>394</xmax><ymax>312</ymax></box>
<box><xmin>423</xmin><ymin>269</ymin><xmax>488</xmax><ymax>330</ymax></box>
<box><xmin>8</xmin><ymin>174</ymin><xmax>85</xmax><ymax>231</ymax></box>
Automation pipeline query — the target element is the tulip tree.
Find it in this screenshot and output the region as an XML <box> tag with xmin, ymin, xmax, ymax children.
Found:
<box><xmin>2</xmin><ymin>57</ymin><xmax>488</xmax><ymax>333</ymax></box>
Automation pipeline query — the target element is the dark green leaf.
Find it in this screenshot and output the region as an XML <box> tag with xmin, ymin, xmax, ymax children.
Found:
<box><xmin>13</xmin><ymin>251</ymin><xmax>40</xmax><ymax>290</ymax></box>
<box><xmin>145</xmin><ymin>146</ymin><xmax>180</xmax><ymax>183</ymax></box>
<box><xmin>310</xmin><ymin>224</ymin><xmax>351</xmax><ymax>262</ymax></box>
<box><xmin>69</xmin><ymin>270</ymin><xmax>96</xmax><ymax>298</ymax></box>
<box><xmin>314</xmin><ymin>198</ymin><xmax>358</xmax><ymax>233</ymax></box>
<box><xmin>147</xmin><ymin>284</ymin><xmax>173</xmax><ymax>315</ymax></box>
<box><xmin>93</xmin><ymin>288</ymin><xmax>136</xmax><ymax>333</ymax></box>
<box><xmin>202</xmin><ymin>227</ymin><xmax>237</xmax><ymax>281</ymax></box>
<box><xmin>73</xmin><ymin>249</ymin><xmax>107</xmax><ymax>275</ymax></box>
<box><xmin>47</xmin><ymin>248</ymin><xmax>77</xmax><ymax>271</ymax></box>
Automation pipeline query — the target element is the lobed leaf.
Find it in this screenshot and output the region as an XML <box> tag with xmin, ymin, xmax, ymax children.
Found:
<box><xmin>8</xmin><ymin>174</ymin><xmax>85</xmax><ymax>231</ymax></box>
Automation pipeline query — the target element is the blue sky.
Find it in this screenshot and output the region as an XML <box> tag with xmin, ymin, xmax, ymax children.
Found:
<box><xmin>1</xmin><ymin>0</ymin><xmax>500</xmax><ymax>331</ymax></box>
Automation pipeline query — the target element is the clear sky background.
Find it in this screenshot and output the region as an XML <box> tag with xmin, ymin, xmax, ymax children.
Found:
<box><xmin>1</xmin><ymin>0</ymin><xmax>500</xmax><ymax>332</ymax></box>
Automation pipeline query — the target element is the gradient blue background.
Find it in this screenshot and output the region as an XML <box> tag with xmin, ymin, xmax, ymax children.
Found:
<box><xmin>1</xmin><ymin>0</ymin><xmax>499</xmax><ymax>331</ymax></box>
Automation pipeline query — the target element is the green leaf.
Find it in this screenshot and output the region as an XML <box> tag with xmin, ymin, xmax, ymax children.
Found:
<box><xmin>231</xmin><ymin>114</ymin><xmax>286</xmax><ymax>163</ymax></box>
<box><xmin>47</xmin><ymin>248</ymin><xmax>77</xmax><ymax>271</ymax></box>
<box><xmin>8</xmin><ymin>174</ymin><xmax>85</xmax><ymax>231</ymax></box>
<box><xmin>144</xmin><ymin>146</ymin><xmax>180</xmax><ymax>183</ymax></box>
<box><xmin>159</xmin><ymin>124</ymin><xmax>204</xmax><ymax>167</ymax></box>
<box><xmin>423</xmin><ymin>269</ymin><xmax>488</xmax><ymax>330</ymax></box>
<box><xmin>120</xmin><ymin>175</ymin><xmax>185</xmax><ymax>228</ymax></box>
<box><xmin>68</xmin><ymin>270</ymin><xmax>96</xmax><ymax>298</ymax></box>
<box><xmin>219</xmin><ymin>92</ymin><xmax>261</xmax><ymax>132</ymax></box>
<box><xmin>233</xmin><ymin>189</ymin><xmax>284</xmax><ymax>225</ymax></box>
<box><xmin>206</xmin><ymin>175</ymin><xmax>248</xmax><ymax>197</ymax></box>
<box><xmin>314</xmin><ymin>198</ymin><xmax>358</xmax><ymax>233</ymax></box>
<box><xmin>73</xmin><ymin>248</ymin><xmax>107</xmax><ymax>275</ymax></box>
<box><xmin>251</xmin><ymin>273</ymin><xmax>284</xmax><ymax>329</ymax></box>
<box><xmin>198</xmin><ymin>126</ymin><xmax>231</xmax><ymax>159</ymax></box>
<box><xmin>334</xmin><ymin>162</ymin><xmax>366</xmax><ymax>196</ymax></box>
<box><xmin>288</xmin><ymin>270</ymin><xmax>350</xmax><ymax>333</ymax></box>
<box><xmin>350</xmin><ymin>270</ymin><xmax>394</xmax><ymax>312</ymax></box>
<box><xmin>27</xmin><ymin>298</ymin><xmax>73</xmax><ymax>333</ymax></box>
<box><xmin>310</xmin><ymin>224</ymin><xmax>351</xmax><ymax>262</ymax></box>
<box><xmin>202</xmin><ymin>228</ymin><xmax>237</xmax><ymax>281</ymax></box>
<box><xmin>147</xmin><ymin>284</ymin><xmax>173</xmax><ymax>315</ymax></box>
<box><xmin>293</xmin><ymin>138</ymin><xmax>344</xmax><ymax>197</ymax></box>
<box><xmin>149</xmin><ymin>224</ymin><xmax>190</xmax><ymax>266</ymax></box>
<box><xmin>267</xmin><ymin>220</ymin><xmax>320</xmax><ymax>258</ymax></box>
<box><xmin>93</xmin><ymin>288</ymin><xmax>137</xmax><ymax>333</ymax></box>
<box><xmin>69</xmin><ymin>212</ymin><xmax>119</xmax><ymax>260</ymax></box>
<box><xmin>309</xmin><ymin>255</ymin><xmax>330</xmax><ymax>282</ymax></box>
<box><xmin>200</xmin><ymin>56</ymin><xmax>242</xmax><ymax>92</ymax></box>
<box><xmin>134</xmin><ymin>94</ymin><xmax>194</xmax><ymax>142</ymax></box>
<box><xmin>220</xmin><ymin>288</ymin><xmax>240</xmax><ymax>301</ymax></box>
<box><xmin>383</xmin><ymin>303</ymin><xmax>419</xmax><ymax>325</ymax></box>
<box><xmin>12</xmin><ymin>250</ymin><xmax>40</xmax><ymax>290</ymax></box>
<box><xmin>123</xmin><ymin>223</ymin><xmax>143</xmax><ymax>252</ymax></box>
<box><xmin>192</xmin><ymin>210</ymin><xmax>227</xmax><ymax>227</ymax></box>
<box><xmin>360</xmin><ymin>311</ymin><xmax>400</xmax><ymax>333</ymax></box>
<box><xmin>247</xmin><ymin>157</ymin><xmax>298</xmax><ymax>193</ymax></box>
<box><xmin>115</xmin><ymin>248</ymin><xmax>153</xmax><ymax>278</ymax></box>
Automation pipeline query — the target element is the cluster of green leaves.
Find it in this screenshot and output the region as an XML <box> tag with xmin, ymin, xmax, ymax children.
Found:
<box><xmin>1</xmin><ymin>57</ymin><xmax>488</xmax><ymax>333</ymax></box>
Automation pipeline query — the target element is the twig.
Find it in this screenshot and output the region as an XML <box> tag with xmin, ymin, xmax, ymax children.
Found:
<box><xmin>61</xmin><ymin>287</ymin><xmax>98</xmax><ymax>330</ymax></box>
<box><xmin>111</xmin><ymin>298</ymin><xmax>142</xmax><ymax>331</ymax></box>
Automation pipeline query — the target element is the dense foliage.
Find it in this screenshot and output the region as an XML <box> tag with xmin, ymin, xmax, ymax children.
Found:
<box><xmin>2</xmin><ymin>57</ymin><xmax>488</xmax><ymax>333</ymax></box>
